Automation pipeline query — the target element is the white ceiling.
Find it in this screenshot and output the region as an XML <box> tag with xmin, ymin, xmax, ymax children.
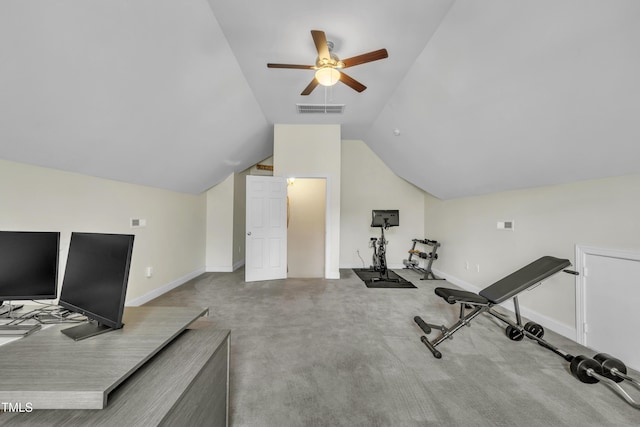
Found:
<box><xmin>1</xmin><ymin>0</ymin><xmax>639</xmax><ymax>198</ymax></box>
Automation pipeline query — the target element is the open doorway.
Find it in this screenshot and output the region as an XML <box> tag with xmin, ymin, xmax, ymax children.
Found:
<box><xmin>287</xmin><ymin>178</ymin><xmax>326</xmax><ymax>278</ymax></box>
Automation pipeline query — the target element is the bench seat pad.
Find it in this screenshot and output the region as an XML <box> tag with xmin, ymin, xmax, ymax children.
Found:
<box><xmin>434</xmin><ymin>288</ymin><xmax>489</xmax><ymax>305</ymax></box>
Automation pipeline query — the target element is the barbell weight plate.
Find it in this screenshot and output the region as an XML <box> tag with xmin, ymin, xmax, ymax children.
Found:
<box><xmin>593</xmin><ymin>353</ymin><xmax>627</xmax><ymax>383</ymax></box>
<box><xmin>570</xmin><ymin>355</ymin><xmax>601</xmax><ymax>384</ymax></box>
<box><xmin>505</xmin><ymin>325</ymin><xmax>524</xmax><ymax>341</ymax></box>
<box><xmin>524</xmin><ymin>321</ymin><xmax>545</xmax><ymax>338</ymax></box>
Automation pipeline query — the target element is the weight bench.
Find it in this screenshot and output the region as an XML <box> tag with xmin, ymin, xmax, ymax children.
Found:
<box><xmin>414</xmin><ymin>256</ymin><xmax>574</xmax><ymax>359</ymax></box>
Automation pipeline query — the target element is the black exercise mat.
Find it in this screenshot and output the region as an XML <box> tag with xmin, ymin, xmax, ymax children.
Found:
<box><xmin>353</xmin><ymin>268</ymin><xmax>416</xmax><ymax>288</ymax></box>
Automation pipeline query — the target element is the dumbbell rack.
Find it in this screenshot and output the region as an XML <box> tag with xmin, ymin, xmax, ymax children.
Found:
<box><xmin>402</xmin><ymin>238</ymin><xmax>444</xmax><ymax>280</ymax></box>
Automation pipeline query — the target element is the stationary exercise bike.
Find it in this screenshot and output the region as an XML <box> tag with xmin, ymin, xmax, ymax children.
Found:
<box><xmin>369</xmin><ymin>210</ymin><xmax>399</xmax><ymax>282</ymax></box>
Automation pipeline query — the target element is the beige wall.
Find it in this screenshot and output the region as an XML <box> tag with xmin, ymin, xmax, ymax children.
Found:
<box><xmin>340</xmin><ymin>140</ymin><xmax>426</xmax><ymax>269</ymax></box>
<box><xmin>205</xmin><ymin>173</ymin><xmax>234</xmax><ymax>272</ymax></box>
<box><xmin>287</xmin><ymin>178</ymin><xmax>326</xmax><ymax>278</ymax></box>
<box><xmin>273</xmin><ymin>124</ymin><xmax>341</xmax><ymax>279</ymax></box>
<box><xmin>232</xmin><ymin>171</ymin><xmax>248</xmax><ymax>268</ymax></box>
<box><xmin>424</xmin><ymin>174</ymin><xmax>640</xmax><ymax>337</ymax></box>
<box><xmin>206</xmin><ymin>170</ymin><xmax>248</xmax><ymax>272</ymax></box>
<box><xmin>0</xmin><ymin>159</ymin><xmax>206</xmax><ymax>305</ymax></box>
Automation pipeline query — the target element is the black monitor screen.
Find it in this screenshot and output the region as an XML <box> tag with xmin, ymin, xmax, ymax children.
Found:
<box><xmin>371</xmin><ymin>210</ymin><xmax>399</xmax><ymax>228</ymax></box>
<box><xmin>59</xmin><ymin>232</ymin><xmax>134</xmax><ymax>329</ymax></box>
<box><xmin>0</xmin><ymin>231</ymin><xmax>60</xmax><ymax>301</ymax></box>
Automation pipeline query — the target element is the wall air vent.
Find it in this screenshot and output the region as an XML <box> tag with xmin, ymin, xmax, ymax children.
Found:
<box><xmin>296</xmin><ymin>104</ymin><xmax>345</xmax><ymax>114</ymax></box>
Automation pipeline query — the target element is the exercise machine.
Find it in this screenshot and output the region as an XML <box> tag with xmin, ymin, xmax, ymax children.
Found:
<box><xmin>369</xmin><ymin>210</ymin><xmax>399</xmax><ymax>282</ymax></box>
<box><xmin>403</xmin><ymin>239</ymin><xmax>444</xmax><ymax>280</ymax></box>
<box><xmin>413</xmin><ymin>255</ymin><xmax>640</xmax><ymax>409</ymax></box>
<box><xmin>413</xmin><ymin>256</ymin><xmax>574</xmax><ymax>358</ymax></box>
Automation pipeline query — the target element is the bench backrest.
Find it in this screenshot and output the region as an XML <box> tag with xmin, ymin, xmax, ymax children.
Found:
<box><xmin>479</xmin><ymin>256</ymin><xmax>571</xmax><ymax>304</ymax></box>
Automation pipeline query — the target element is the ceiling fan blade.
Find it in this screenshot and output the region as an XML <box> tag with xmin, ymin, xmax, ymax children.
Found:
<box><xmin>267</xmin><ymin>63</ymin><xmax>315</xmax><ymax>70</ymax></box>
<box><xmin>301</xmin><ymin>78</ymin><xmax>319</xmax><ymax>96</ymax></box>
<box><xmin>311</xmin><ymin>30</ymin><xmax>331</xmax><ymax>61</ymax></box>
<box><xmin>339</xmin><ymin>72</ymin><xmax>366</xmax><ymax>93</ymax></box>
<box><xmin>341</xmin><ymin>49</ymin><xmax>388</xmax><ymax>68</ymax></box>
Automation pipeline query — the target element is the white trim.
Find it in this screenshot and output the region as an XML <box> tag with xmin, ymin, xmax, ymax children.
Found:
<box><xmin>574</xmin><ymin>245</ymin><xmax>640</xmax><ymax>345</ymax></box>
<box><xmin>233</xmin><ymin>259</ymin><xmax>245</xmax><ymax>271</ymax></box>
<box><xmin>125</xmin><ymin>267</ymin><xmax>205</xmax><ymax>307</ymax></box>
<box><xmin>432</xmin><ymin>268</ymin><xmax>577</xmax><ymax>341</ymax></box>
<box><xmin>516</xmin><ymin>303</ymin><xmax>576</xmax><ymax>341</ymax></box>
<box><xmin>575</xmin><ymin>245</ymin><xmax>586</xmax><ymax>344</ymax></box>
<box><xmin>432</xmin><ymin>268</ymin><xmax>481</xmax><ymax>293</ymax></box>
<box><xmin>206</xmin><ymin>266</ymin><xmax>234</xmax><ymax>272</ymax></box>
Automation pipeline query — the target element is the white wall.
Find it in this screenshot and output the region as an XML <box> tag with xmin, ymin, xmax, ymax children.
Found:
<box><xmin>273</xmin><ymin>124</ymin><xmax>341</xmax><ymax>279</ymax></box>
<box><xmin>340</xmin><ymin>140</ymin><xmax>426</xmax><ymax>269</ymax></box>
<box><xmin>424</xmin><ymin>173</ymin><xmax>640</xmax><ymax>338</ymax></box>
<box><xmin>205</xmin><ymin>173</ymin><xmax>234</xmax><ymax>272</ymax></box>
<box><xmin>0</xmin><ymin>159</ymin><xmax>206</xmax><ymax>305</ymax></box>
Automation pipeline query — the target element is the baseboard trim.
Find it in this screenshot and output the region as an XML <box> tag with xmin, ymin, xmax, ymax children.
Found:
<box><xmin>206</xmin><ymin>266</ymin><xmax>233</xmax><ymax>272</ymax></box>
<box><xmin>432</xmin><ymin>268</ymin><xmax>576</xmax><ymax>341</ymax></box>
<box><xmin>232</xmin><ymin>259</ymin><xmax>245</xmax><ymax>271</ymax></box>
<box><xmin>126</xmin><ymin>267</ymin><xmax>205</xmax><ymax>307</ymax></box>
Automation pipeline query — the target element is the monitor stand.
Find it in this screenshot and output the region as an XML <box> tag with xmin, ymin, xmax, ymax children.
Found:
<box><xmin>61</xmin><ymin>321</ymin><xmax>117</xmax><ymax>341</ymax></box>
<box><xmin>0</xmin><ymin>303</ymin><xmax>24</xmax><ymax>317</ymax></box>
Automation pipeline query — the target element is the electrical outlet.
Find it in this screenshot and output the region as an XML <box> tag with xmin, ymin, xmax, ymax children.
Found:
<box><xmin>497</xmin><ymin>220</ymin><xmax>514</xmax><ymax>231</ymax></box>
<box><xmin>476</xmin><ymin>264</ymin><xmax>480</xmax><ymax>273</ymax></box>
<box><xmin>465</xmin><ymin>261</ymin><xmax>469</xmax><ymax>270</ymax></box>
<box><xmin>145</xmin><ymin>267</ymin><xmax>153</xmax><ymax>278</ymax></box>
<box><xmin>131</xmin><ymin>218</ymin><xmax>147</xmax><ymax>228</ymax></box>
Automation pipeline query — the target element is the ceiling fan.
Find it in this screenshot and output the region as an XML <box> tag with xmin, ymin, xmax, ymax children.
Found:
<box><xmin>267</xmin><ymin>30</ymin><xmax>388</xmax><ymax>96</ymax></box>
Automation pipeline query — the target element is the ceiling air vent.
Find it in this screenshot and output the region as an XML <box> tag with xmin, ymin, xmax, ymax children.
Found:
<box><xmin>296</xmin><ymin>104</ymin><xmax>345</xmax><ymax>114</ymax></box>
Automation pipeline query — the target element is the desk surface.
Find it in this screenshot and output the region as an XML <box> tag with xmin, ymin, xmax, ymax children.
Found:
<box><xmin>0</xmin><ymin>305</ymin><xmax>207</xmax><ymax>409</ymax></box>
<box><xmin>0</xmin><ymin>324</ymin><xmax>230</xmax><ymax>426</ymax></box>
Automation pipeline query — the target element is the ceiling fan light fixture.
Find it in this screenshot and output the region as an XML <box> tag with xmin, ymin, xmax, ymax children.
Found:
<box><xmin>315</xmin><ymin>67</ymin><xmax>340</xmax><ymax>86</ymax></box>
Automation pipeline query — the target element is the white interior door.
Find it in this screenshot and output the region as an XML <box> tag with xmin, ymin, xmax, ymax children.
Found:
<box><xmin>245</xmin><ymin>176</ymin><xmax>287</xmax><ymax>282</ymax></box>
<box><xmin>578</xmin><ymin>247</ymin><xmax>640</xmax><ymax>371</ymax></box>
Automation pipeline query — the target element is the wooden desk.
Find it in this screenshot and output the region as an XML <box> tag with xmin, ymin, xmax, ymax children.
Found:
<box><xmin>0</xmin><ymin>306</ymin><xmax>208</xmax><ymax>409</ymax></box>
<box><xmin>0</xmin><ymin>321</ymin><xmax>230</xmax><ymax>426</ymax></box>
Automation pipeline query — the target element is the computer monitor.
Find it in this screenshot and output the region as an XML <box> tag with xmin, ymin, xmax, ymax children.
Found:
<box><xmin>371</xmin><ymin>210</ymin><xmax>399</xmax><ymax>228</ymax></box>
<box><xmin>0</xmin><ymin>231</ymin><xmax>60</xmax><ymax>315</ymax></box>
<box><xmin>59</xmin><ymin>232</ymin><xmax>134</xmax><ymax>341</ymax></box>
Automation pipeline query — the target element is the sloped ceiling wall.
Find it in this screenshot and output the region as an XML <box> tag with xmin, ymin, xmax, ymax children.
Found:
<box><xmin>0</xmin><ymin>0</ymin><xmax>272</xmax><ymax>194</ymax></box>
<box><xmin>1</xmin><ymin>1</ymin><xmax>639</xmax><ymax>199</ymax></box>
<box><xmin>366</xmin><ymin>0</ymin><xmax>640</xmax><ymax>199</ymax></box>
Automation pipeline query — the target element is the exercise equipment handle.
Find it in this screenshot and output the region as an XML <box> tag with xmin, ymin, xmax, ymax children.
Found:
<box><xmin>563</xmin><ymin>269</ymin><xmax>579</xmax><ymax>275</ymax></box>
<box><xmin>414</xmin><ymin>316</ymin><xmax>432</xmax><ymax>335</ymax></box>
<box><xmin>420</xmin><ymin>336</ymin><xmax>442</xmax><ymax>359</ymax></box>
<box><xmin>588</xmin><ymin>369</ymin><xmax>640</xmax><ymax>409</ymax></box>
<box><xmin>537</xmin><ymin>338</ymin><xmax>574</xmax><ymax>362</ymax></box>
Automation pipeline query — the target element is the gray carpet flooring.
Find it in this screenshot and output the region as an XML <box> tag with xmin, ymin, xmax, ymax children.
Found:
<box><xmin>145</xmin><ymin>268</ymin><xmax>639</xmax><ymax>426</ymax></box>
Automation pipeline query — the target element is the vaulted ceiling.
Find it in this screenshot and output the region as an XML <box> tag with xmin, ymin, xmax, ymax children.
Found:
<box><xmin>1</xmin><ymin>1</ymin><xmax>639</xmax><ymax>199</ymax></box>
